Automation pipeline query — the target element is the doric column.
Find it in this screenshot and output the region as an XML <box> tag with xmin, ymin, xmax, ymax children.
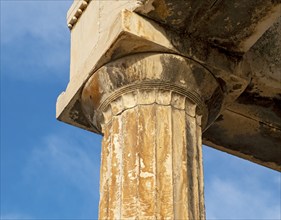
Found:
<box><xmin>81</xmin><ymin>53</ymin><xmax>223</xmax><ymax>219</ymax></box>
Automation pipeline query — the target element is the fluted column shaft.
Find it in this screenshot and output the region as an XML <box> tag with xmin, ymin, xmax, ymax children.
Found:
<box><xmin>81</xmin><ymin>53</ymin><xmax>224</xmax><ymax>220</ymax></box>
<box><xmin>98</xmin><ymin>90</ymin><xmax>205</xmax><ymax>219</ymax></box>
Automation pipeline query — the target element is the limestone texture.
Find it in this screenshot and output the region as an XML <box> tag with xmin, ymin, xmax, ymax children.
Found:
<box><xmin>98</xmin><ymin>95</ymin><xmax>205</xmax><ymax>219</ymax></box>
<box><xmin>57</xmin><ymin>0</ymin><xmax>281</xmax><ymax>218</ymax></box>
<box><xmin>81</xmin><ymin>53</ymin><xmax>222</xmax><ymax>219</ymax></box>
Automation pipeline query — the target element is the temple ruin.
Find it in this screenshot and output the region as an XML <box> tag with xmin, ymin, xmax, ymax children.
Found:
<box><xmin>57</xmin><ymin>1</ymin><xmax>281</xmax><ymax>218</ymax></box>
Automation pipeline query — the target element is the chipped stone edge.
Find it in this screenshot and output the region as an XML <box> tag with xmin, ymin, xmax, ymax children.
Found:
<box><xmin>67</xmin><ymin>0</ymin><xmax>90</xmax><ymax>30</ymax></box>
<box><xmin>66</xmin><ymin>0</ymin><xmax>156</xmax><ymax>30</ymax></box>
<box><xmin>57</xmin><ymin>10</ymin><xmax>176</xmax><ymax>130</ymax></box>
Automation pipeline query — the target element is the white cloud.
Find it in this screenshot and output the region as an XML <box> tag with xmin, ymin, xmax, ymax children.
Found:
<box><xmin>0</xmin><ymin>213</ymin><xmax>32</xmax><ymax>220</ymax></box>
<box><xmin>1</xmin><ymin>1</ymin><xmax>71</xmax><ymax>44</ymax></box>
<box><xmin>0</xmin><ymin>130</ymin><xmax>102</xmax><ymax>219</ymax></box>
<box><xmin>24</xmin><ymin>131</ymin><xmax>102</xmax><ymax>196</ymax></box>
<box><xmin>205</xmin><ymin>178</ymin><xmax>280</xmax><ymax>219</ymax></box>
<box><xmin>1</xmin><ymin>1</ymin><xmax>72</xmax><ymax>81</ymax></box>
<box><xmin>204</xmin><ymin>147</ymin><xmax>281</xmax><ymax>220</ymax></box>
<box><xmin>12</xmin><ymin>136</ymin><xmax>280</xmax><ymax>219</ymax></box>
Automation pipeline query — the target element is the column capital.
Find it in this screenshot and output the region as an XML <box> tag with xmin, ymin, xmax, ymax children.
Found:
<box><xmin>81</xmin><ymin>53</ymin><xmax>224</xmax><ymax>133</ymax></box>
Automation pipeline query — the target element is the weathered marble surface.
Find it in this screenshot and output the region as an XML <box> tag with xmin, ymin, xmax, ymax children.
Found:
<box><xmin>81</xmin><ymin>53</ymin><xmax>216</xmax><ymax>219</ymax></box>
<box><xmin>98</xmin><ymin>101</ymin><xmax>204</xmax><ymax>219</ymax></box>
<box><xmin>57</xmin><ymin>0</ymin><xmax>280</xmax><ymax>171</ymax></box>
<box><xmin>57</xmin><ymin>0</ymin><xmax>281</xmax><ymax>218</ymax></box>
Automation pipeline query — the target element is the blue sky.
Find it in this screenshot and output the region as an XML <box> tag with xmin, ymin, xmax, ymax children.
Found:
<box><xmin>0</xmin><ymin>1</ymin><xmax>280</xmax><ymax>219</ymax></box>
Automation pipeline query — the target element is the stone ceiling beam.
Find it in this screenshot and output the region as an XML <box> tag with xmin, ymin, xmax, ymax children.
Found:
<box><xmin>138</xmin><ymin>0</ymin><xmax>281</xmax><ymax>53</ymax></box>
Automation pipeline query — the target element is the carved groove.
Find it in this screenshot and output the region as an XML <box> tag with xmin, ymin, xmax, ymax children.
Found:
<box><xmin>98</xmin><ymin>81</ymin><xmax>205</xmax><ymax>113</ymax></box>
<box><xmin>99</xmin><ymin>103</ymin><xmax>205</xmax><ymax>219</ymax></box>
<box><xmin>96</xmin><ymin>86</ymin><xmax>208</xmax><ymax>133</ymax></box>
